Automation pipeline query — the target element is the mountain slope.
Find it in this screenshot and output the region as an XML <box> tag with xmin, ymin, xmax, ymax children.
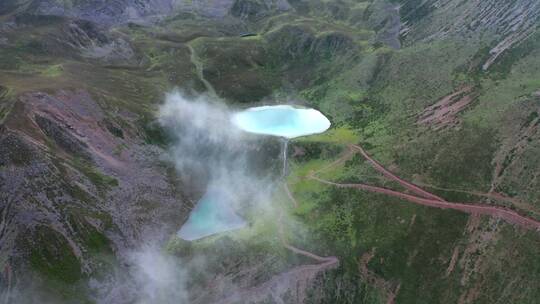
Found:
<box><xmin>0</xmin><ymin>0</ymin><xmax>539</xmax><ymax>303</ymax></box>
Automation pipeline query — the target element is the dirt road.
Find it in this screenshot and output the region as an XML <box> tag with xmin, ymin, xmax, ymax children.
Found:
<box><xmin>311</xmin><ymin>175</ymin><xmax>540</xmax><ymax>230</ymax></box>
<box><xmin>305</xmin><ymin>143</ymin><xmax>540</xmax><ymax>231</ymax></box>
<box><xmin>349</xmin><ymin>144</ymin><xmax>446</xmax><ymax>202</ymax></box>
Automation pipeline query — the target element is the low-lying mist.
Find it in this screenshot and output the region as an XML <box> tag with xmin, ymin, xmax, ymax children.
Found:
<box><xmin>98</xmin><ymin>91</ymin><xmax>285</xmax><ymax>303</ymax></box>
<box><xmin>4</xmin><ymin>91</ymin><xmax>289</xmax><ymax>304</ymax></box>
<box><xmin>158</xmin><ymin>90</ymin><xmax>280</xmax><ymax>213</ymax></box>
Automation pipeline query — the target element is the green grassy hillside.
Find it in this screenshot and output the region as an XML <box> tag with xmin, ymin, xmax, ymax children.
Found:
<box><xmin>1</xmin><ymin>0</ymin><xmax>539</xmax><ymax>303</ymax></box>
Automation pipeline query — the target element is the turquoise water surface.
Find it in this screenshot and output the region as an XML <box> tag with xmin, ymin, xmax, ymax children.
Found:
<box><xmin>179</xmin><ymin>105</ymin><xmax>330</xmax><ymax>241</ymax></box>
<box><xmin>178</xmin><ymin>187</ymin><xmax>246</xmax><ymax>241</ymax></box>
<box><xmin>231</xmin><ymin>105</ymin><xmax>331</xmax><ymax>138</ymax></box>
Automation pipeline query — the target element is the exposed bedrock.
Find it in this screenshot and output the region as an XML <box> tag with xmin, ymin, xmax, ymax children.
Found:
<box><xmin>398</xmin><ymin>0</ymin><xmax>540</xmax><ymax>69</ymax></box>
<box><xmin>1</xmin><ymin>0</ymin><xmax>292</xmax><ymax>25</ymax></box>
<box><xmin>0</xmin><ymin>90</ymin><xmax>186</xmax><ymax>298</ymax></box>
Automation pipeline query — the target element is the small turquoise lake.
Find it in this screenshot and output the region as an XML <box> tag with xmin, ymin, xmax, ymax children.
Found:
<box><xmin>231</xmin><ymin>105</ymin><xmax>331</xmax><ymax>138</ymax></box>
<box><xmin>179</xmin><ymin>105</ymin><xmax>331</xmax><ymax>241</ymax></box>
<box><xmin>177</xmin><ymin>187</ymin><xmax>246</xmax><ymax>241</ymax></box>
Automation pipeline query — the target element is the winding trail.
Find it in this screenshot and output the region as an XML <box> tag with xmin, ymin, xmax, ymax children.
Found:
<box><xmin>277</xmin><ymin>211</ymin><xmax>338</xmax><ymax>265</ymax></box>
<box><xmin>217</xmin><ymin>141</ymin><xmax>339</xmax><ymax>304</ymax></box>
<box><xmin>414</xmin><ymin>182</ymin><xmax>540</xmax><ymax>217</ymax></box>
<box><xmin>187</xmin><ymin>43</ymin><xmax>217</xmax><ymax>97</ymax></box>
<box><xmin>311</xmin><ymin>176</ymin><xmax>540</xmax><ymax>230</ymax></box>
<box><xmin>282</xmin><ymin>139</ymin><xmax>289</xmax><ymax>178</ymax></box>
<box><xmin>221</xmin><ymin>140</ymin><xmax>540</xmax><ymax>304</ymax></box>
<box><xmin>349</xmin><ymin>144</ymin><xmax>446</xmax><ymax>202</ymax></box>
<box><xmin>275</xmin><ymin>141</ymin><xmax>540</xmax><ymax>304</ymax></box>
<box><xmin>215</xmin><ymin>204</ymin><xmax>338</xmax><ymax>304</ymax></box>
<box><xmin>283</xmin><ymin>183</ymin><xmax>298</xmax><ymax>208</ymax></box>
<box><xmin>215</xmin><ymin>255</ymin><xmax>338</xmax><ymax>304</ymax></box>
<box><xmin>316</xmin><ymin>144</ymin><xmax>356</xmax><ymax>174</ymax></box>
<box><xmin>279</xmin><ymin>143</ymin><xmax>336</xmax><ymax>254</ymax></box>
<box><xmin>305</xmin><ymin>143</ymin><xmax>540</xmax><ymax>231</ymax></box>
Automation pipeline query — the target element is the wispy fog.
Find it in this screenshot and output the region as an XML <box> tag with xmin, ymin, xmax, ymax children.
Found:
<box><xmin>158</xmin><ymin>90</ymin><xmax>279</xmax><ymax>212</ymax></box>
<box><xmin>5</xmin><ymin>91</ymin><xmax>284</xmax><ymax>304</ymax></box>
<box><xmin>96</xmin><ymin>243</ymin><xmax>190</xmax><ymax>304</ymax></box>
<box><xmin>129</xmin><ymin>245</ymin><xmax>189</xmax><ymax>304</ymax></box>
<box><xmin>97</xmin><ymin>91</ymin><xmax>282</xmax><ymax>303</ymax></box>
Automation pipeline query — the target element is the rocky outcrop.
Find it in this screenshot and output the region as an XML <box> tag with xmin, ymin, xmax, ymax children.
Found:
<box><xmin>29</xmin><ymin>0</ymin><xmax>177</xmax><ymax>25</ymax></box>
<box><xmin>0</xmin><ymin>90</ymin><xmax>186</xmax><ymax>301</ymax></box>
<box><xmin>266</xmin><ymin>25</ymin><xmax>356</xmax><ymax>62</ymax></box>
<box><xmin>399</xmin><ymin>0</ymin><xmax>540</xmax><ymax>69</ymax></box>
<box><xmin>417</xmin><ymin>86</ymin><xmax>476</xmax><ymax>130</ymax></box>
<box><xmin>34</xmin><ymin>114</ymin><xmax>93</xmax><ymax>160</ymax></box>
<box><xmin>2</xmin><ymin>15</ymin><xmax>135</xmax><ymax>63</ymax></box>
<box><xmin>230</xmin><ymin>0</ymin><xmax>290</xmax><ymax>20</ymax></box>
<box><xmin>491</xmin><ymin>96</ymin><xmax>540</xmax><ymax>206</ymax></box>
<box><xmin>366</xmin><ymin>0</ymin><xmax>402</xmax><ymax>49</ymax></box>
<box><xmin>59</xmin><ymin>19</ymin><xmax>135</xmax><ymax>62</ymax></box>
<box><xmin>1</xmin><ymin>0</ymin><xmax>291</xmax><ymax>25</ymax></box>
<box><xmin>174</xmin><ymin>0</ymin><xmax>236</xmax><ymax>19</ymax></box>
<box><xmin>3</xmin><ymin>0</ymin><xmax>206</xmax><ymax>25</ymax></box>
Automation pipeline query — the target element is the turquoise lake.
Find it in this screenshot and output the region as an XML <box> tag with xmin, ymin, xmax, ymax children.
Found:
<box><xmin>231</xmin><ymin>105</ymin><xmax>331</xmax><ymax>138</ymax></box>
<box><xmin>177</xmin><ymin>187</ymin><xmax>246</xmax><ymax>241</ymax></box>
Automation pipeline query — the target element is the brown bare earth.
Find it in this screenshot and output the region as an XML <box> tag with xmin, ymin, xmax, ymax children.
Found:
<box><xmin>417</xmin><ymin>86</ymin><xmax>475</xmax><ymax>130</ymax></box>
